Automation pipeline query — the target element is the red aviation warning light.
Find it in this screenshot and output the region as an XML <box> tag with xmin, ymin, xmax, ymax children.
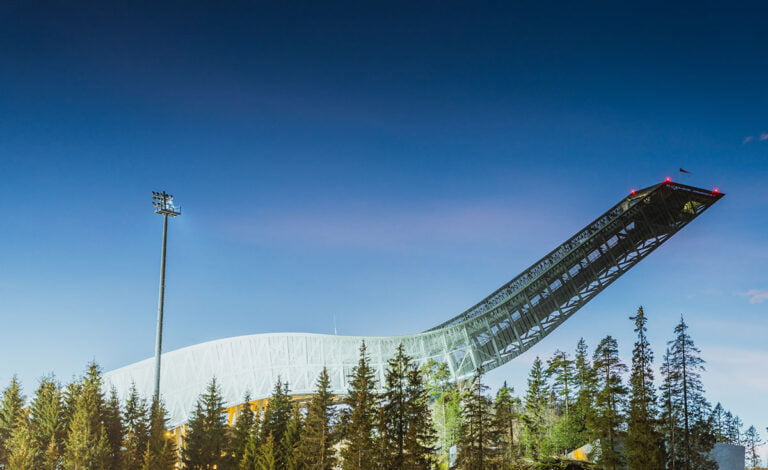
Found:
<box><xmin>665</xmin><ymin>177</ymin><xmax>672</xmax><ymax>182</ymax></box>
<box><xmin>713</xmin><ymin>188</ymin><xmax>720</xmax><ymax>194</ymax></box>
<box><xmin>630</xmin><ymin>189</ymin><xmax>637</xmax><ymax>195</ymax></box>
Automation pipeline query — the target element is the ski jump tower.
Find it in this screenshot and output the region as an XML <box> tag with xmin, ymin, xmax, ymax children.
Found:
<box><xmin>104</xmin><ymin>180</ymin><xmax>724</xmax><ymax>427</ymax></box>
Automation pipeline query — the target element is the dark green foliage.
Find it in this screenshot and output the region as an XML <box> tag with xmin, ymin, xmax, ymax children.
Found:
<box><xmin>340</xmin><ymin>342</ymin><xmax>378</xmax><ymax>470</ymax></box>
<box><xmin>29</xmin><ymin>376</ymin><xmax>64</xmax><ymax>469</ymax></box>
<box><xmin>456</xmin><ymin>369</ymin><xmax>495</xmax><ymax>469</ymax></box>
<box><xmin>61</xmin><ymin>364</ymin><xmax>111</xmax><ymax>470</ymax></box>
<box><xmin>182</xmin><ymin>377</ymin><xmax>230</xmax><ymax>470</ymax></box>
<box><xmin>422</xmin><ymin>360</ymin><xmax>461</xmax><ymax>468</ymax></box>
<box><xmin>379</xmin><ymin>344</ymin><xmax>436</xmax><ymax>468</ymax></box>
<box><xmin>491</xmin><ymin>382</ymin><xmax>522</xmax><ymax>467</ymax></box>
<box><xmin>261</xmin><ymin>378</ymin><xmax>293</xmax><ymax>469</ymax></box>
<box><xmin>7</xmin><ymin>412</ymin><xmax>38</xmax><ymax>470</ymax></box>
<box><xmin>546</xmin><ymin>350</ymin><xmax>574</xmax><ymax>415</ymax></box>
<box><xmin>662</xmin><ymin>317</ymin><xmax>716</xmax><ymax>469</ymax></box>
<box><xmin>590</xmin><ymin>336</ymin><xmax>627</xmax><ymax>470</ymax></box>
<box><xmin>296</xmin><ymin>367</ymin><xmax>338</xmax><ymax>469</ymax></box>
<box><xmin>103</xmin><ymin>387</ymin><xmax>125</xmax><ymax>470</ymax></box>
<box><xmin>625</xmin><ymin>307</ymin><xmax>665</xmax><ymax>470</ymax></box>
<box><xmin>0</xmin><ymin>376</ymin><xmax>26</xmax><ymax>467</ymax></box>
<box><xmin>743</xmin><ymin>425</ymin><xmax>762</xmax><ymax>468</ymax></box>
<box><xmin>123</xmin><ymin>382</ymin><xmax>150</xmax><ymax>470</ymax></box>
<box><xmin>231</xmin><ymin>393</ymin><xmax>256</xmax><ymax>466</ymax></box>
<box><xmin>142</xmin><ymin>400</ymin><xmax>177</xmax><ymax>470</ymax></box>
<box><xmin>523</xmin><ymin>357</ymin><xmax>548</xmax><ymax>460</ymax></box>
<box><xmin>278</xmin><ymin>406</ymin><xmax>302</xmax><ymax>469</ymax></box>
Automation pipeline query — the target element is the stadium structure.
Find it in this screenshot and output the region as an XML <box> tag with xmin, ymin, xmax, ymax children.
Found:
<box><xmin>104</xmin><ymin>180</ymin><xmax>724</xmax><ymax>427</ymax></box>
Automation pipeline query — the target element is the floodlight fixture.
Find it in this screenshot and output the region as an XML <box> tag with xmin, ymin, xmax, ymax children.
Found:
<box><xmin>152</xmin><ymin>191</ymin><xmax>181</xmax><ymax>217</ymax></box>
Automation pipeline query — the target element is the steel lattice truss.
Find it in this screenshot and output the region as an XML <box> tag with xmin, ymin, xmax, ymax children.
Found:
<box><xmin>104</xmin><ymin>181</ymin><xmax>723</xmax><ymax>427</ymax></box>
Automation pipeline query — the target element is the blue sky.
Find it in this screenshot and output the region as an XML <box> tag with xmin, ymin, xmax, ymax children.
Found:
<box><xmin>1</xmin><ymin>0</ymin><xmax>766</xmax><ymax>450</ymax></box>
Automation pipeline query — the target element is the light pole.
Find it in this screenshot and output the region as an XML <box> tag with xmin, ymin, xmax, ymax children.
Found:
<box><xmin>151</xmin><ymin>191</ymin><xmax>181</xmax><ymax>402</ymax></box>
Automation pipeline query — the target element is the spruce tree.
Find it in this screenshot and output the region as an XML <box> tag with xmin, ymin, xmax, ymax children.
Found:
<box><xmin>0</xmin><ymin>376</ymin><xmax>26</xmax><ymax>467</ymax></box>
<box><xmin>122</xmin><ymin>382</ymin><xmax>150</xmax><ymax>470</ymax></box>
<box><xmin>61</xmin><ymin>377</ymin><xmax>111</xmax><ymax>470</ymax></box>
<box><xmin>240</xmin><ymin>407</ymin><xmax>263</xmax><ymax>469</ymax></box>
<box><xmin>142</xmin><ymin>400</ymin><xmax>177</xmax><ymax>470</ymax></box>
<box><xmin>664</xmin><ymin>317</ymin><xmax>716</xmax><ymax>469</ymax></box>
<box><xmin>379</xmin><ymin>344</ymin><xmax>436</xmax><ymax>468</ymax></box>
<box><xmin>456</xmin><ymin>368</ymin><xmax>495</xmax><ymax>469</ymax></box>
<box><xmin>546</xmin><ymin>350</ymin><xmax>574</xmax><ymax>415</ymax></box>
<box><xmin>340</xmin><ymin>342</ymin><xmax>378</xmax><ymax>470</ymax></box>
<box><xmin>6</xmin><ymin>413</ymin><xmax>38</xmax><ymax>470</ymax></box>
<box><xmin>102</xmin><ymin>387</ymin><xmax>125</xmax><ymax>469</ymax></box>
<box><xmin>590</xmin><ymin>335</ymin><xmax>627</xmax><ymax>470</ymax></box>
<box><xmin>743</xmin><ymin>425</ymin><xmax>762</xmax><ymax>469</ymax></box>
<box><xmin>277</xmin><ymin>406</ymin><xmax>302</xmax><ymax>470</ymax></box>
<box><xmin>421</xmin><ymin>360</ymin><xmax>461</xmax><ymax>468</ymax></box>
<box><xmin>296</xmin><ymin>367</ymin><xmax>338</xmax><ymax>469</ymax></box>
<box><xmin>625</xmin><ymin>307</ymin><xmax>665</xmax><ymax>469</ymax></box>
<box><xmin>29</xmin><ymin>376</ymin><xmax>64</xmax><ymax>469</ymax></box>
<box><xmin>709</xmin><ymin>403</ymin><xmax>726</xmax><ymax>442</ymax></box>
<box><xmin>231</xmin><ymin>393</ymin><xmax>256</xmax><ymax>466</ymax></box>
<box><xmin>569</xmin><ymin>338</ymin><xmax>595</xmax><ymax>451</ymax></box>
<box><xmin>522</xmin><ymin>356</ymin><xmax>548</xmax><ymax>460</ymax></box>
<box><xmin>261</xmin><ymin>378</ymin><xmax>293</xmax><ymax>468</ymax></box>
<box><xmin>491</xmin><ymin>382</ymin><xmax>521</xmax><ymax>467</ymax></box>
<box><xmin>256</xmin><ymin>433</ymin><xmax>277</xmax><ymax>470</ymax></box>
<box><xmin>182</xmin><ymin>377</ymin><xmax>230</xmax><ymax>470</ymax></box>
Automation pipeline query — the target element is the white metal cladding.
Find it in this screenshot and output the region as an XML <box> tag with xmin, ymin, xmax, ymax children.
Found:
<box><xmin>103</xmin><ymin>182</ymin><xmax>723</xmax><ymax>428</ymax></box>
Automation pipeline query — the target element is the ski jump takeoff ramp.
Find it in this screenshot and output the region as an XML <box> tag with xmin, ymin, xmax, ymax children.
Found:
<box><xmin>104</xmin><ymin>181</ymin><xmax>724</xmax><ymax>427</ymax></box>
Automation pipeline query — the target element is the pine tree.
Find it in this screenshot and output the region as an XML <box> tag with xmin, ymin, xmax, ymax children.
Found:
<box><xmin>709</xmin><ymin>403</ymin><xmax>726</xmax><ymax>442</ymax></box>
<box><xmin>122</xmin><ymin>382</ymin><xmax>150</xmax><ymax>470</ymax></box>
<box><xmin>0</xmin><ymin>376</ymin><xmax>26</xmax><ymax>467</ymax></box>
<box><xmin>29</xmin><ymin>376</ymin><xmax>64</xmax><ymax>469</ymax></box>
<box><xmin>102</xmin><ymin>387</ymin><xmax>125</xmax><ymax>469</ymax></box>
<box><xmin>625</xmin><ymin>307</ymin><xmax>665</xmax><ymax>470</ymax></box>
<box><xmin>231</xmin><ymin>393</ymin><xmax>256</xmax><ymax>466</ymax></box>
<box><xmin>522</xmin><ymin>356</ymin><xmax>548</xmax><ymax>460</ymax></box>
<box><xmin>490</xmin><ymin>382</ymin><xmax>521</xmax><ymax>467</ymax></box>
<box><xmin>663</xmin><ymin>317</ymin><xmax>716</xmax><ymax>469</ymax></box>
<box><xmin>296</xmin><ymin>367</ymin><xmax>338</xmax><ymax>469</ymax></box>
<box><xmin>743</xmin><ymin>425</ymin><xmax>762</xmax><ymax>469</ymax></box>
<box><xmin>182</xmin><ymin>377</ymin><xmax>230</xmax><ymax>470</ymax></box>
<box><xmin>141</xmin><ymin>400</ymin><xmax>177</xmax><ymax>470</ymax></box>
<box><xmin>590</xmin><ymin>335</ymin><xmax>627</xmax><ymax>470</ymax></box>
<box><xmin>6</xmin><ymin>413</ymin><xmax>38</xmax><ymax>470</ymax></box>
<box><xmin>255</xmin><ymin>433</ymin><xmax>277</xmax><ymax>470</ymax></box>
<box><xmin>340</xmin><ymin>342</ymin><xmax>378</xmax><ymax>470</ymax></box>
<box><xmin>421</xmin><ymin>360</ymin><xmax>461</xmax><ymax>468</ymax></box>
<box><xmin>546</xmin><ymin>350</ymin><xmax>574</xmax><ymax>415</ymax></box>
<box><xmin>403</xmin><ymin>361</ymin><xmax>437</xmax><ymax>468</ymax></box>
<box><xmin>456</xmin><ymin>369</ymin><xmax>495</xmax><ymax>469</ymax></box>
<box><xmin>61</xmin><ymin>377</ymin><xmax>111</xmax><ymax>470</ymax></box>
<box><xmin>260</xmin><ymin>378</ymin><xmax>293</xmax><ymax>469</ymax></box>
<box><xmin>723</xmin><ymin>412</ymin><xmax>742</xmax><ymax>445</ymax></box>
<box><xmin>240</xmin><ymin>408</ymin><xmax>263</xmax><ymax>470</ymax></box>
<box><xmin>569</xmin><ymin>338</ymin><xmax>595</xmax><ymax>452</ymax></box>
<box><xmin>379</xmin><ymin>344</ymin><xmax>436</xmax><ymax>468</ymax></box>
<box><xmin>278</xmin><ymin>406</ymin><xmax>302</xmax><ymax>470</ymax></box>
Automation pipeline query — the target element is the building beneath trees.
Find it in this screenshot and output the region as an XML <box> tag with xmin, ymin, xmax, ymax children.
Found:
<box><xmin>104</xmin><ymin>181</ymin><xmax>723</xmax><ymax>427</ymax></box>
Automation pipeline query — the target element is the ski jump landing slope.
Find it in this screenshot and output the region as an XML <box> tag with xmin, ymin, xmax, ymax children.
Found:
<box><xmin>104</xmin><ymin>181</ymin><xmax>724</xmax><ymax>427</ymax></box>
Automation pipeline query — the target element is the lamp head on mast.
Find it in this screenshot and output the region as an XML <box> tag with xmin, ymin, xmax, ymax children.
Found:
<box><xmin>152</xmin><ymin>191</ymin><xmax>181</xmax><ymax>217</ymax></box>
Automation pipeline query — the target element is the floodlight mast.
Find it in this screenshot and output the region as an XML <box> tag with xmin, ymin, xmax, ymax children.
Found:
<box><xmin>151</xmin><ymin>191</ymin><xmax>180</xmax><ymax>403</ymax></box>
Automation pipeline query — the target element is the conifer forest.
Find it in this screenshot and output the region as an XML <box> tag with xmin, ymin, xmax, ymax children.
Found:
<box><xmin>0</xmin><ymin>308</ymin><xmax>762</xmax><ymax>470</ymax></box>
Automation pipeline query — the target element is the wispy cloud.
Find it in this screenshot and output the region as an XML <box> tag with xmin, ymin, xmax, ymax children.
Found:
<box><xmin>744</xmin><ymin>133</ymin><xmax>768</xmax><ymax>143</ymax></box>
<box><xmin>222</xmin><ymin>202</ymin><xmax>573</xmax><ymax>252</ymax></box>
<box><xmin>740</xmin><ymin>289</ymin><xmax>768</xmax><ymax>304</ymax></box>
